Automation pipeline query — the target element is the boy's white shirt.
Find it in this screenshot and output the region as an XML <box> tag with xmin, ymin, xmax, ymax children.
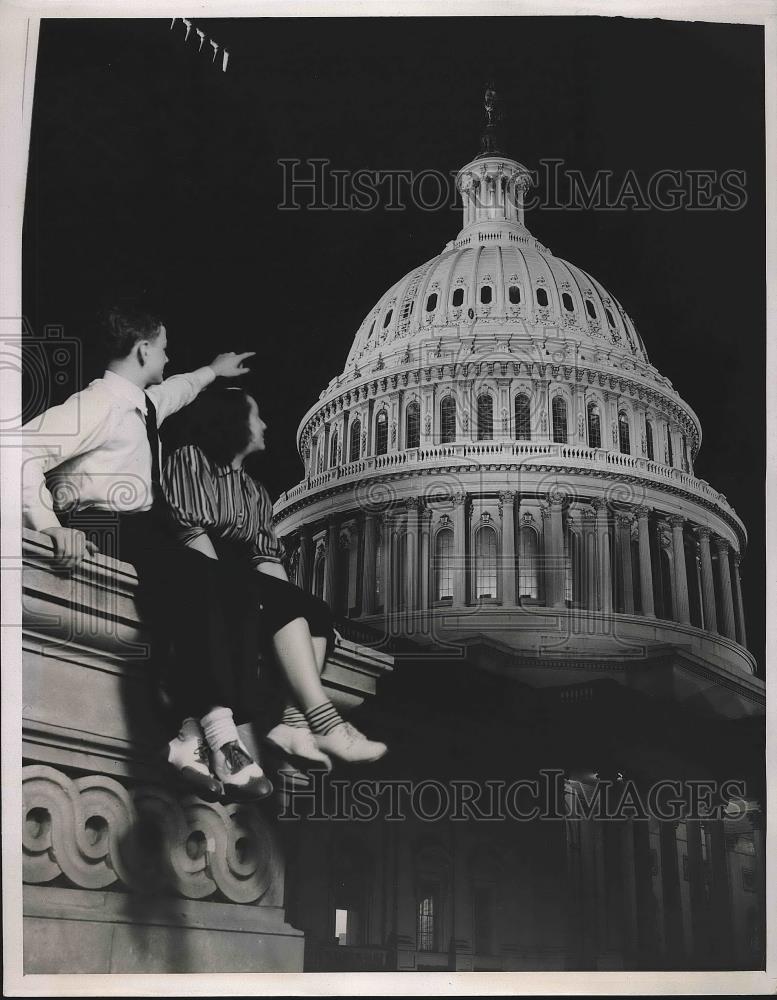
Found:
<box><xmin>22</xmin><ymin>366</ymin><xmax>215</xmax><ymax>533</ymax></box>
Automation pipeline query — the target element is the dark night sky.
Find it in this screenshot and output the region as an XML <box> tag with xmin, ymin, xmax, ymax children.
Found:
<box><xmin>22</xmin><ymin>16</ymin><xmax>765</xmax><ymax>668</ymax></box>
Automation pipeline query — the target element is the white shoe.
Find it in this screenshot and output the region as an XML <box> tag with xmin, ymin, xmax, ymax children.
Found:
<box><xmin>313</xmin><ymin>722</ymin><xmax>388</xmax><ymax>764</ymax></box>
<box><xmin>264</xmin><ymin>723</ymin><xmax>332</xmax><ymax>771</ymax></box>
<box><xmin>164</xmin><ymin>731</ymin><xmax>222</xmax><ymax>802</ymax></box>
<box><xmin>211</xmin><ymin>739</ymin><xmax>273</xmax><ymax>801</ymax></box>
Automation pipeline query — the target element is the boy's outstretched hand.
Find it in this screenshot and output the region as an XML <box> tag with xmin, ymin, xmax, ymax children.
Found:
<box><xmin>209</xmin><ymin>352</ymin><xmax>255</xmax><ymax>379</ymax></box>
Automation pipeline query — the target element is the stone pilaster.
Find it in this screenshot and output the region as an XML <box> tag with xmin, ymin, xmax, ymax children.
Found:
<box><xmin>593</xmin><ymin>498</ymin><xmax>612</xmax><ymax>613</ymax></box>
<box><xmin>360</xmin><ymin>512</ymin><xmax>377</xmax><ymax>615</ymax></box>
<box><xmin>731</xmin><ymin>552</ymin><xmax>748</xmax><ymax>648</ymax></box>
<box><xmin>635</xmin><ymin>506</ymin><xmax>655</xmax><ymax>617</ymax></box>
<box><xmin>453</xmin><ymin>493</ymin><xmax>467</xmax><ymax>607</ymax></box>
<box><xmin>499</xmin><ymin>490</ymin><xmax>517</xmax><ymax>606</ymax></box>
<box><xmin>616</xmin><ymin>512</ymin><xmax>635</xmax><ymax>614</ymax></box>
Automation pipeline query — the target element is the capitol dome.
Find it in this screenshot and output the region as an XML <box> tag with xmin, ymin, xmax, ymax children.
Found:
<box><xmin>274</xmin><ymin>125</ymin><xmax>755</xmax><ymax>700</ymax></box>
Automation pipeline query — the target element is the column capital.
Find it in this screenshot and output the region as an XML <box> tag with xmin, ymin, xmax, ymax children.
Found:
<box><xmin>732</xmin><ymin>550</ymin><xmax>741</xmax><ymax>567</ymax></box>
<box><xmin>581</xmin><ymin>506</ymin><xmax>598</xmax><ymax>523</ymax></box>
<box><xmin>546</xmin><ymin>489</ymin><xmax>567</xmax><ymax>509</ymax></box>
<box><xmin>539</xmin><ymin>504</ymin><xmax>552</xmax><ymax>521</ymax></box>
<box><xmin>499</xmin><ymin>490</ymin><xmax>517</xmax><ymax>504</ymax></box>
<box><xmin>615</xmin><ymin>512</ymin><xmax>634</xmax><ymax>528</ymax></box>
<box><xmin>451</xmin><ymin>492</ymin><xmax>467</xmax><ymax>507</ymax></box>
<box><xmin>634</xmin><ymin>505</ymin><xmax>651</xmax><ymax>519</ymax></box>
<box><xmin>668</xmin><ymin>514</ymin><xmax>685</xmax><ymax>530</ymax></box>
<box><xmin>695</xmin><ymin>525</ymin><xmax>712</xmax><ymax>540</ymax></box>
<box><xmin>590</xmin><ymin>496</ymin><xmax>608</xmax><ymax>512</ymax></box>
<box><xmin>405</xmin><ymin>496</ymin><xmax>421</xmax><ymax>512</ymax></box>
<box><xmin>714</xmin><ymin>535</ymin><xmax>731</xmax><ymax>554</ymax></box>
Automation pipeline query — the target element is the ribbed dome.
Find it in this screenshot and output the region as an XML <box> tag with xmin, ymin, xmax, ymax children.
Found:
<box><xmin>342</xmin><ymin>153</ymin><xmax>648</xmax><ymax>377</ymax></box>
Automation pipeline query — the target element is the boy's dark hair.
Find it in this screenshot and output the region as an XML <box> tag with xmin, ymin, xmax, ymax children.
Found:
<box><xmin>96</xmin><ymin>301</ymin><xmax>163</xmax><ymax>361</ymax></box>
<box><xmin>185</xmin><ymin>388</ymin><xmax>255</xmax><ymax>467</ymax></box>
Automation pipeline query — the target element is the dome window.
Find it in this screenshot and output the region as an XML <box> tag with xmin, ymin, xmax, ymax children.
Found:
<box><xmin>536</xmin><ymin>288</ymin><xmax>549</xmax><ymax>308</ymax></box>
<box><xmin>587</xmin><ymin>401</ymin><xmax>602</xmax><ymax>449</ymax></box>
<box><xmin>375</xmin><ymin>410</ymin><xmax>388</xmax><ymax>455</ymax></box>
<box><xmin>426</xmin><ymin>293</ymin><xmax>438</xmax><ymax>312</ymax></box>
<box><xmin>518</xmin><ymin>526</ymin><xmax>539</xmax><ymax>599</ymax></box>
<box><xmin>480</xmin><ymin>285</ymin><xmax>493</xmax><ymax>305</ymax></box>
<box><xmin>562</xmin><ymin>292</ymin><xmax>574</xmax><ymax>312</ymax></box>
<box><xmin>666</xmin><ymin>424</ymin><xmax>674</xmax><ymax>467</ymax></box>
<box><xmin>452</xmin><ymin>288</ymin><xmax>464</xmax><ymax>308</ymax></box>
<box><xmin>475</xmin><ymin>525</ymin><xmax>498</xmax><ymax>600</ymax></box>
<box><xmin>645</xmin><ymin>420</ymin><xmax>655</xmax><ymax>461</ymax></box>
<box><xmin>552</xmin><ymin>396</ymin><xmax>568</xmax><ymax>444</ymax></box>
<box><xmin>508</xmin><ymin>285</ymin><xmax>521</xmax><ymax>305</ymax></box>
<box><xmin>405</xmin><ymin>400</ymin><xmax>420</xmax><ymax>449</ymax></box>
<box><xmin>383</xmin><ymin>309</ymin><xmax>393</xmax><ymax>329</ymax></box>
<box><xmin>605</xmin><ymin>307</ymin><xmax>616</xmax><ymax>328</ymax></box>
<box><xmin>477</xmin><ymin>393</ymin><xmax>493</xmax><ymax>441</ymax></box>
<box><xmin>585</xmin><ymin>299</ymin><xmax>597</xmax><ymax>320</ymax></box>
<box><xmin>440</xmin><ymin>396</ymin><xmax>456</xmax><ymax>444</ymax></box>
<box><xmin>349</xmin><ymin>419</ymin><xmax>361</xmax><ymax>462</ymax></box>
<box><xmin>618</xmin><ymin>411</ymin><xmax>631</xmax><ymax>455</ymax></box>
<box><xmin>514</xmin><ymin>393</ymin><xmax>531</xmax><ymax>440</ymax></box>
<box><xmin>329</xmin><ymin>430</ymin><xmax>339</xmax><ymax>468</ymax></box>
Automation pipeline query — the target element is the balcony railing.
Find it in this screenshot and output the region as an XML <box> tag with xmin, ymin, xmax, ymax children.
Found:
<box><xmin>275</xmin><ymin>441</ymin><xmax>740</xmax><ymax>528</ymax></box>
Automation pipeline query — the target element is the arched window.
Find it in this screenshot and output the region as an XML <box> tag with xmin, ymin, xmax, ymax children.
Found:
<box><xmin>375</xmin><ymin>410</ymin><xmax>388</xmax><ymax>456</ymax></box>
<box><xmin>562</xmin><ymin>292</ymin><xmax>574</xmax><ymax>312</ymax></box>
<box><xmin>426</xmin><ymin>293</ymin><xmax>438</xmax><ymax>312</ymax></box>
<box><xmin>349</xmin><ymin>418</ymin><xmax>361</xmax><ymax>462</ymax></box>
<box><xmin>585</xmin><ymin>299</ymin><xmax>597</xmax><ymax>319</ymax></box>
<box><xmin>605</xmin><ymin>307</ymin><xmax>616</xmax><ymax>328</ymax></box>
<box><xmin>565</xmin><ymin>528</ymin><xmax>582</xmax><ymax>606</ymax></box>
<box><xmin>314</xmin><ymin>550</ymin><xmax>326</xmax><ymax>599</ymax></box>
<box><xmin>587</xmin><ymin>401</ymin><xmax>602</xmax><ymax>449</ymax></box>
<box><xmin>536</xmin><ymin>287</ymin><xmax>549</xmax><ymax>307</ymax></box>
<box><xmin>434</xmin><ymin>528</ymin><xmax>454</xmax><ymax>601</ymax></box>
<box><xmin>514</xmin><ymin>393</ymin><xmax>531</xmax><ymax>440</ymax></box>
<box><xmin>552</xmin><ymin>396</ymin><xmax>568</xmax><ymax>444</ymax></box>
<box><xmin>367</xmin><ymin>321</ymin><xmax>375</xmax><ymax>340</ymax></box>
<box><xmin>452</xmin><ymin>287</ymin><xmax>464</xmax><ymax>307</ymax></box>
<box><xmin>518</xmin><ymin>526</ymin><xmax>539</xmax><ymax>599</ymax></box>
<box><xmin>329</xmin><ymin>430</ymin><xmax>339</xmax><ymax>468</ymax></box>
<box><xmin>645</xmin><ymin>419</ymin><xmax>655</xmax><ymax>461</ymax></box>
<box><xmin>405</xmin><ymin>400</ymin><xmax>420</xmax><ymax>449</ymax></box>
<box><xmin>480</xmin><ymin>285</ymin><xmax>493</xmax><ymax>304</ymax></box>
<box><xmin>666</xmin><ymin>425</ymin><xmax>674</xmax><ymax>467</ymax></box>
<box><xmin>618</xmin><ymin>411</ymin><xmax>631</xmax><ymax>455</ymax></box>
<box><xmin>382</xmin><ymin>309</ymin><xmax>393</xmax><ymax>329</ymax></box>
<box><xmin>440</xmin><ymin>396</ymin><xmax>456</xmax><ymax>444</ymax></box>
<box><xmin>508</xmin><ymin>285</ymin><xmax>521</xmax><ymax>305</ymax></box>
<box><xmin>417</xmin><ymin>883</ymin><xmax>439</xmax><ymax>952</ymax></box>
<box><xmin>477</xmin><ymin>393</ymin><xmax>493</xmax><ymax>441</ymax></box>
<box><xmin>475</xmin><ymin>526</ymin><xmax>497</xmax><ymax>599</ymax></box>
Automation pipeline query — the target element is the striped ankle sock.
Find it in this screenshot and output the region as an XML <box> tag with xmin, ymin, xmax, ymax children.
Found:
<box><xmin>305</xmin><ymin>701</ymin><xmax>344</xmax><ymax>736</ymax></box>
<box><xmin>282</xmin><ymin>705</ymin><xmax>309</xmax><ymax>729</ymax></box>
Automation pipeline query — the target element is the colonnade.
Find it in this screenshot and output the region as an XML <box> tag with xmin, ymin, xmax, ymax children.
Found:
<box><xmin>288</xmin><ymin>493</ymin><xmax>747</xmax><ymax>648</ymax></box>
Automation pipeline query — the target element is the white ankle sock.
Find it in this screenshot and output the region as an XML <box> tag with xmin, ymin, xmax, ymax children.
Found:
<box><xmin>200</xmin><ymin>707</ymin><xmax>239</xmax><ymax>752</ymax></box>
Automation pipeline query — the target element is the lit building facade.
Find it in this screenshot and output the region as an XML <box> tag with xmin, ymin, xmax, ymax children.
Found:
<box><xmin>273</xmin><ymin>128</ymin><xmax>765</xmax><ymax>971</ymax></box>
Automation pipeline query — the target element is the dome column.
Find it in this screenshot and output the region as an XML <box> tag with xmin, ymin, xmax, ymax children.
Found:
<box><xmin>500</xmin><ymin>490</ymin><xmax>517</xmax><ymax>606</ymax></box>
<box><xmin>669</xmin><ymin>516</ymin><xmax>691</xmax><ymax>625</ymax></box>
<box><xmin>617</xmin><ymin>513</ymin><xmax>636</xmax><ymax>614</ymax></box>
<box><xmin>420</xmin><ymin>507</ymin><xmax>433</xmax><ymax>610</ymax></box>
<box><xmin>360</xmin><ymin>511</ymin><xmax>378</xmax><ymax>615</ymax></box>
<box><xmin>732</xmin><ymin>552</ymin><xmax>747</xmax><ymax>648</ymax></box>
<box><xmin>324</xmin><ymin>518</ymin><xmax>339</xmax><ymax>609</ymax></box>
<box><xmin>593</xmin><ymin>499</ymin><xmax>612</xmax><ymax>613</ymax></box>
<box><xmin>582</xmin><ymin>507</ymin><xmax>598</xmax><ymax>611</ymax></box>
<box><xmin>453</xmin><ymin>493</ymin><xmax>468</xmax><ymax>607</ymax></box>
<box><xmin>379</xmin><ymin>511</ymin><xmax>392</xmax><ymax>617</ymax></box>
<box><xmin>405</xmin><ymin>498</ymin><xmax>420</xmax><ymax>613</ymax></box>
<box><xmin>714</xmin><ymin>537</ymin><xmax>736</xmax><ymax>640</ymax></box>
<box><xmin>635</xmin><ymin>507</ymin><xmax>655</xmax><ymax>617</ymax></box>
<box><xmin>695</xmin><ymin>527</ymin><xmax>718</xmax><ymax>634</ymax></box>
<box><xmin>297</xmin><ymin>525</ymin><xmax>314</xmax><ymax>593</ymax></box>
<box><xmin>546</xmin><ymin>494</ymin><xmax>566</xmax><ymax>609</ymax></box>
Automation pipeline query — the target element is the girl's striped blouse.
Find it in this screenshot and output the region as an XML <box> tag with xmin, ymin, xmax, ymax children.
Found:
<box><xmin>162</xmin><ymin>443</ymin><xmax>284</xmax><ymax>565</ymax></box>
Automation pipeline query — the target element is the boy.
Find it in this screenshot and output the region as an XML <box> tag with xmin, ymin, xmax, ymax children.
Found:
<box><xmin>22</xmin><ymin>302</ymin><xmax>269</xmax><ymax>801</ymax></box>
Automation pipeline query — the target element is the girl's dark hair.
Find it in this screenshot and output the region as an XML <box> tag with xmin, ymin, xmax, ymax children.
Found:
<box><xmin>185</xmin><ymin>387</ymin><xmax>254</xmax><ymax>466</ymax></box>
